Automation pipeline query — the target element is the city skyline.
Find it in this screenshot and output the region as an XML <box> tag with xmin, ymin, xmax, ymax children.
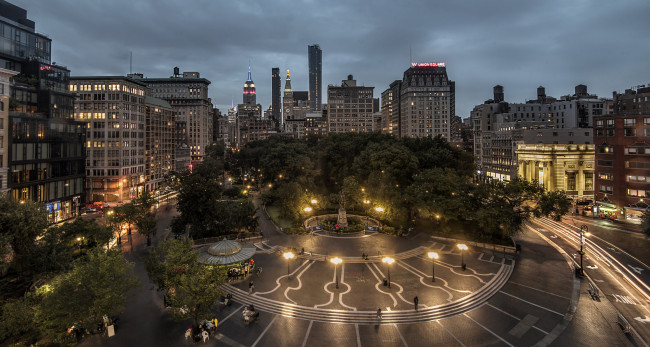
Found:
<box><xmin>11</xmin><ymin>0</ymin><xmax>650</xmax><ymax>117</ymax></box>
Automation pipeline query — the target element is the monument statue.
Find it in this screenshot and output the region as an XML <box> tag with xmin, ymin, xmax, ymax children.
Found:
<box><xmin>337</xmin><ymin>190</ymin><xmax>348</xmax><ymax>227</ymax></box>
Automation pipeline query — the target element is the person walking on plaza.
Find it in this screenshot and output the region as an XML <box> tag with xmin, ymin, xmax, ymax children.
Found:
<box><xmin>376</xmin><ymin>308</ymin><xmax>382</xmax><ymax>319</ymax></box>
<box><xmin>414</xmin><ymin>296</ymin><xmax>419</xmax><ymax>311</ymax></box>
<box><xmin>249</xmin><ymin>280</ymin><xmax>254</xmax><ymax>294</ymax></box>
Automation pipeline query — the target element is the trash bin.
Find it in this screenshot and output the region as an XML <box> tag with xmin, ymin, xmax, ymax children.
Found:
<box><xmin>383</xmin><ymin>278</ymin><xmax>388</xmax><ymax>286</ymax></box>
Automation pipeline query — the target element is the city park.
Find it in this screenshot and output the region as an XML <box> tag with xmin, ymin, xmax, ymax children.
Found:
<box><xmin>0</xmin><ymin>133</ymin><xmax>575</xmax><ymax>346</ymax></box>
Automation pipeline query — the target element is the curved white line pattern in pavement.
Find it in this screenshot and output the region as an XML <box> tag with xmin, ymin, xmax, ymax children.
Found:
<box><xmin>400</xmin><ymin>260</ymin><xmax>472</xmax><ymax>294</ymax></box>
<box><xmin>365</xmin><ymin>262</ymin><xmax>398</xmax><ymax>307</ymax></box>
<box><xmin>338</xmin><ymin>264</ymin><xmax>357</xmax><ymax>310</ymax></box>
<box><xmin>256</xmin><ymin>259</ymin><xmax>311</xmax><ymax>295</ymax></box>
<box><xmin>425</xmin><ymin>257</ymin><xmax>491</xmax><ymax>283</ymax></box>
<box><xmin>284</xmin><ymin>260</ymin><xmax>315</xmax><ymax>304</ymax></box>
<box><xmin>314</xmin><ymin>268</ymin><xmax>337</xmax><ymax>309</ymax></box>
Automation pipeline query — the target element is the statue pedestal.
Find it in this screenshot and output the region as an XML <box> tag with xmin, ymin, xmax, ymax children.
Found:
<box><xmin>337</xmin><ymin>208</ymin><xmax>348</xmax><ymax>227</ymax></box>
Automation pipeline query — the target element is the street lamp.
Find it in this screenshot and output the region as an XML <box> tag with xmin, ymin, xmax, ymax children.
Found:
<box><xmin>427</xmin><ymin>251</ymin><xmax>439</xmax><ymax>282</ymax></box>
<box><xmin>283</xmin><ymin>251</ymin><xmax>295</xmax><ymax>275</ymax></box>
<box><xmin>382</xmin><ymin>256</ymin><xmax>394</xmax><ymax>288</ymax></box>
<box><xmin>330</xmin><ymin>257</ymin><xmax>342</xmax><ymax>289</ymax></box>
<box><xmin>375</xmin><ymin>207</ymin><xmax>384</xmax><ymax>212</ymax></box>
<box><xmin>457</xmin><ymin>244</ymin><xmax>468</xmax><ymax>270</ymax></box>
<box><xmin>304</xmin><ymin>206</ymin><xmax>312</xmax><ymax>212</ymax></box>
<box><xmin>311</xmin><ymin>199</ymin><xmax>318</xmax><ymax>204</ymax></box>
<box><xmin>578</xmin><ymin>225</ymin><xmax>590</xmax><ymax>275</ymax></box>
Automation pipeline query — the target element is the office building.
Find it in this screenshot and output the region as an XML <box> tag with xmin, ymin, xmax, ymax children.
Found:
<box><xmin>283</xmin><ymin>69</ymin><xmax>293</xmax><ymax>127</ymax></box>
<box><xmin>2</xmin><ymin>2</ymin><xmax>85</xmax><ymax>223</ymax></box>
<box><xmin>0</xmin><ymin>68</ymin><xmax>18</xmax><ymax>193</ymax></box>
<box><xmin>133</xmin><ymin>68</ymin><xmax>212</xmax><ymax>162</ymax></box>
<box><xmin>271</xmin><ymin>67</ymin><xmax>281</xmax><ymax>126</ymax></box>
<box><xmin>593</xmin><ymin>114</ymin><xmax>650</xmax><ymax>223</ymax></box>
<box><xmin>308</xmin><ymin>44</ymin><xmax>322</xmax><ymax>112</ymax></box>
<box><xmin>399</xmin><ymin>62</ymin><xmax>455</xmax><ymax>139</ymax></box>
<box><xmin>145</xmin><ymin>96</ymin><xmax>174</xmax><ymax>192</ymax></box>
<box><xmin>327</xmin><ymin>75</ymin><xmax>375</xmax><ymax>133</ymax></box>
<box><xmin>70</xmin><ymin>76</ymin><xmax>147</xmax><ymax>202</ymax></box>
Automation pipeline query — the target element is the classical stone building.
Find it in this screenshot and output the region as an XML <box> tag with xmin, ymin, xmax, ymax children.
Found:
<box><xmin>517</xmin><ymin>144</ymin><xmax>595</xmax><ymax>201</ymax></box>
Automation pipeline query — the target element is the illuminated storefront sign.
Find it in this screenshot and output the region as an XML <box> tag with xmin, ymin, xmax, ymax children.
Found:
<box><xmin>411</xmin><ymin>62</ymin><xmax>445</xmax><ymax>68</ymax></box>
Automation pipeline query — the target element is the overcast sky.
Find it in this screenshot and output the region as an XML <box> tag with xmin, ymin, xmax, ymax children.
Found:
<box><xmin>13</xmin><ymin>0</ymin><xmax>650</xmax><ymax>118</ymax></box>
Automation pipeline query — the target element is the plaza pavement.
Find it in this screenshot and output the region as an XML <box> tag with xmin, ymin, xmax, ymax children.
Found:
<box><xmin>79</xmin><ymin>196</ymin><xmax>621</xmax><ymax>346</ymax></box>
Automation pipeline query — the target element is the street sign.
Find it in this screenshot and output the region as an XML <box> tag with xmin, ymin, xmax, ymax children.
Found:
<box><xmin>312</xmin><ymin>226</ymin><xmax>323</xmax><ymax>231</ymax></box>
<box><xmin>365</xmin><ymin>226</ymin><xmax>378</xmax><ymax>231</ymax></box>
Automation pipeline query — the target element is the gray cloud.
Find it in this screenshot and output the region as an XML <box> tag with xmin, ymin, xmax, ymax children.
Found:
<box><xmin>13</xmin><ymin>0</ymin><xmax>650</xmax><ymax>117</ymax></box>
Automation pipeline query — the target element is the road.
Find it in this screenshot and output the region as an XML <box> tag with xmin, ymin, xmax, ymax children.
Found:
<box><xmin>531</xmin><ymin>217</ymin><xmax>650</xmax><ymax>347</ymax></box>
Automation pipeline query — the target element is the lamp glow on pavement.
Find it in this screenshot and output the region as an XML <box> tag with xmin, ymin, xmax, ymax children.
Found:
<box><xmin>330</xmin><ymin>257</ymin><xmax>342</xmax><ymax>265</ymax></box>
<box><xmin>382</xmin><ymin>256</ymin><xmax>394</xmax><ymax>265</ymax></box>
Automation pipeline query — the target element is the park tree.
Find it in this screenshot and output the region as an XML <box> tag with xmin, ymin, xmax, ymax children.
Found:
<box><xmin>34</xmin><ymin>248</ymin><xmax>139</xmax><ymax>339</ymax></box>
<box><xmin>0</xmin><ymin>194</ymin><xmax>48</xmax><ymax>274</ymax></box>
<box><xmin>144</xmin><ymin>239</ymin><xmax>225</xmax><ymax>328</ymax></box>
<box><xmin>136</xmin><ymin>212</ymin><xmax>158</xmax><ymax>246</ymax></box>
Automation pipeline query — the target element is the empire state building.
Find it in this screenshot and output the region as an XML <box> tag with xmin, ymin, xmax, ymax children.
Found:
<box><xmin>243</xmin><ymin>65</ymin><xmax>256</xmax><ymax>105</ymax></box>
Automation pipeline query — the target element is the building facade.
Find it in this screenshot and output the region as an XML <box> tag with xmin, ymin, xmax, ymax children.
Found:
<box><xmin>282</xmin><ymin>69</ymin><xmax>293</xmax><ymax>127</ymax></box>
<box><xmin>2</xmin><ymin>3</ymin><xmax>85</xmax><ymax>223</ymax></box>
<box><xmin>70</xmin><ymin>76</ymin><xmax>147</xmax><ymax>203</ymax></box>
<box><xmin>145</xmin><ymin>96</ymin><xmax>174</xmax><ymax>192</ymax></box>
<box><xmin>308</xmin><ymin>44</ymin><xmax>322</xmax><ymax>112</ymax></box>
<box><xmin>593</xmin><ymin>114</ymin><xmax>650</xmax><ymax>223</ymax></box>
<box><xmin>327</xmin><ymin>75</ymin><xmax>374</xmax><ymax>133</ymax></box>
<box><xmin>399</xmin><ymin>63</ymin><xmax>455</xmax><ymax>139</ymax></box>
<box><xmin>134</xmin><ymin>69</ymin><xmax>212</xmax><ymax>162</ymax></box>
<box><xmin>0</xmin><ymin>68</ymin><xmax>17</xmax><ymax>193</ymax></box>
<box><xmin>271</xmin><ymin>67</ymin><xmax>281</xmax><ymax>127</ymax></box>
<box><xmin>517</xmin><ymin>143</ymin><xmax>595</xmax><ymax>201</ymax></box>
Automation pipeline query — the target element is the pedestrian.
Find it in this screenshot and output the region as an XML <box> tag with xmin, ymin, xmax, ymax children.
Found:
<box><xmin>249</xmin><ymin>280</ymin><xmax>254</xmax><ymax>294</ymax></box>
<box><xmin>185</xmin><ymin>328</ymin><xmax>192</xmax><ymax>340</ymax></box>
<box><xmin>414</xmin><ymin>296</ymin><xmax>419</xmax><ymax>311</ymax></box>
<box><xmin>376</xmin><ymin>308</ymin><xmax>382</xmax><ymax>319</ymax></box>
<box><xmin>202</xmin><ymin>330</ymin><xmax>209</xmax><ymax>343</ymax></box>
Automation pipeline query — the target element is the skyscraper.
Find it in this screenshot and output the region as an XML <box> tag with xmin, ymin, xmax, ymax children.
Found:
<box><xmin>308</xmin><ymin>44</ymin><xmax>322</xmax><ymax>112</ymax></box>
<box><xmin>243</xmin><ymin>65</ymin><xmax>256</xmax><ymax>105</ymax></box>
<box><xmin>271</xmin><ymin>67</ymin><xmax>281</xmax><ymax>126</ymax></box>
<box><xmin>327</xmin><ymin>75</ymin><xmax>375</xmax><ymax>133</ymax></box>
<box><xmin>283</xmin><ymin>69</ymin><xmax>293</xmax><ymax>126</ymax></box>
<box><xmin>399</xmin><ymin>62</ymin><xmax>455</xmax><ymax>139</ymax></box>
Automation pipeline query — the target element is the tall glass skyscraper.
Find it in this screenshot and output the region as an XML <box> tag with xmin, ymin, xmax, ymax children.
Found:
<box><xmin>271</xmin><ymin>67</ymin><xmax>281</xmax><ymax>127</ymax></box>
<box><xmin>308</xmin><ymin>44</ymin><xmax>322</xmax><ymax>112</ymax></box>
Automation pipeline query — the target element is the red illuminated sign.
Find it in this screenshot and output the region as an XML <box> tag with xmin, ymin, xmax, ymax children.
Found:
<box><xmin>411</xmin><ymin>62</ymin><xmax>445</xmax><ymax>68</ymax></box>
<box><xmin>40</xmin><ymin>65</ymin><xmax>52</xmax><ymax>71</ymax></box>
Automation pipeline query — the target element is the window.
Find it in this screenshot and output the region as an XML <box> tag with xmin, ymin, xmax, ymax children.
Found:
<box><xmin>626</xmin><ymin>161</ymin><xmax>650</xmax><ymax>169</ymax></box>
<box><xmin>624</xmin><ymin>118</ymin><xmax>636</xmax><ymax>126</ymax></box>
<box><xmin>597</xmin><ymin>160</ymin><xmax>613</xmax><ymax>167</ymax></box>
<box><xmin>627</xmin><ymin>175</ymin><xmax>648</xmax><ymax>182</ymax></box>
<box><xmin>606</xmin><ymin>119</ymin><xmax>614</xmax><ymax>126</ymax></box>
<box><xmin>644</xmin><ymin>118</ymin><xmax>650</xmax><ymax>125</ymax></box>
<box><xmin>596</xmin><ymin>129</ymin><xmax>604</xmax><ymax>136</ymax></box>
<box><xmin>566</xmin><ymin>172</ymin><xmax>576</xmax><ymax>190</ymax></box>
<box><xmin>598</xmin><ymin>173</ymin><xmax>613</xmax><ymax>180</ymax></box>
<box><xmin>584</xmin><ymin>172</ymin><xmax>593</xmax><ymax>190</ymax></box>
<box><xmin>624</xmin><ymin>128</ymin><xmax>636</xmax><ymax>136</ymax></box>
<box><xmin>598</xmin><ymin>145</ymin><xmax>614</xmax><ymax>153</ymax></box>
<box><xmin>599</xmin><ymin>185</ymin><xmax>613</xmax><ymax>193</ymax></box>
<box><xmin>595</xmin><ymin>120</ymin><xmax>603</xmax><ymax>127</ymax></box>
<box><xmin>627</xmin><ymin>189</ymin><xmax>649</xmax><ymax>197</ymax></box>
<box><xmin>606</xmin><ymin>129</ymin><xmax>615</xmax><ymax>136</ymax></box>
